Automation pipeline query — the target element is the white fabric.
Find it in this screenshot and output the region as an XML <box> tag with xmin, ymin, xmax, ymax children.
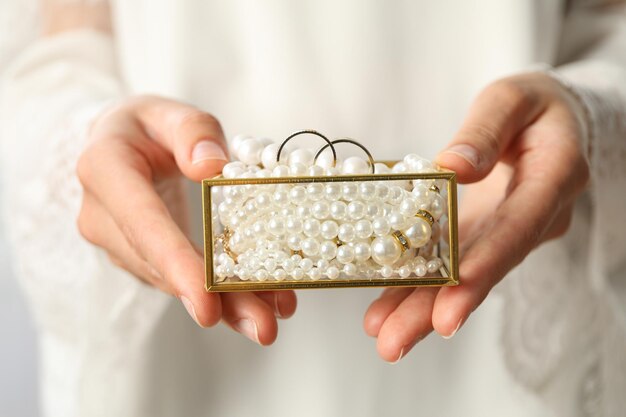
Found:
<box><xmin>1</xmin><ymin>1</ymin><xmax>625</xmax><ymax>416</ymax></box>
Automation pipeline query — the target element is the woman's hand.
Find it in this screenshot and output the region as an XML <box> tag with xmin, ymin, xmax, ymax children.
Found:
<box><xmin>364</xmin><ymin>72</ymin><xmax>591</xmax><ymax>362</ymax></box>
<box><xmin>76</xmin><ymin>95</ymin><xmax>297</xmax><ymax>344</ymax></box>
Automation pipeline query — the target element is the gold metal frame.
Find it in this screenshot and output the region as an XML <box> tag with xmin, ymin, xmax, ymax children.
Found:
<box><xmin>202</xmin><ymin>168</ymin><xmax>459</xmax><ymax>292</ymax></box>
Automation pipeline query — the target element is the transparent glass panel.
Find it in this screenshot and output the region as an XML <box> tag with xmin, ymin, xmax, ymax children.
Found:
<box><xmin>203</xmin><ymin>171</ymin><xmax>458</xmax><ymax>291</ymax></box>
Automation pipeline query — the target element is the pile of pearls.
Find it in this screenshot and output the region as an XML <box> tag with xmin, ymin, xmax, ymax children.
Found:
<box><xmin>212</xmin><ymin>134</ymin><xmax>447</xmax><ymax>282</ymax></box>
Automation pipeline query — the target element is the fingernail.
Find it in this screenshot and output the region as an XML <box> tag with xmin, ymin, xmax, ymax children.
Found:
<box><xmin>191</xmin><ymin>140</ymin><xmax>227</xmax><ymax>165</ymax></box>
<box><xmin>233</xmin><ymin>319</ymin><xmax>260</xmax><ymax>344</ymax></box>
<box><xmin>441</xmin><ymin>144</ymin><xmax>482</xmax><ymax>170</ymax></box>
<box><xmin>388</xmin><ymin>346</ymin><xmax>405</xmax><ymax>365</ymax></box>
<box><xmin>273</xmin><ymin>293</ymin><xmax>285</xmax><ymax>318</ymax></box>
<box><xmin>442</xmin><ymin>318</ymin><xmax>464</xmax><ymax>339</ymax></box>
<box><xmin>180</xmin><ymin>296</ymin><xmax>201</xmax><ymax>327</ymax></box>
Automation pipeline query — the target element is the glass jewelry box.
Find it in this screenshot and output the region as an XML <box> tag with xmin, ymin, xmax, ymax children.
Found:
<box><xmin>202</xmin><ymin>131</ymin><xmax>459</xmax><ymax>292</ymax></box>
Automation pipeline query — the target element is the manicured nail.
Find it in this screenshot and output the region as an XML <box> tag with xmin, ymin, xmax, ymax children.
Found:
<box><xmin>388</xmin><ymin>346</ymin><xmax>405</xmax><ymax>365</ymax></box>
<box><xmin>191</xmin><ymin>140</ymin><xmax>227</xmax><ymax>164</ymax></box>
<box><xmin>442</xmin><ymin>318</ymin><xmax>464</xmax><ymax>339</ymax></box>
<box><xmin>233</xmin><ymin>319</ymin><xmax>260</xmax><ymax>344</ymax></box>
<box><xmin>273</xmin><ymin>293</ymin><xmax>285</xmax><ymax>318</ymax></box>
<box><xmin>180</xmin><ymin>296</ymin><xmax>201</xmax><ymax>327</ymax></box>
<box><xmin>441</xmin><ymin>144</ymin><xmax>482</xmax><ymax>170</ymax></box>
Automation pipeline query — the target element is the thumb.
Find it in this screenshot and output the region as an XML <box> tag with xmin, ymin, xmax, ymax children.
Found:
<box><xmin>435</xmin><ymin>79</ymin><xmax>545</xmax><ymax>184</ymax></box>
<box><xmin>134</xmin><ymin>96</ymin><xmax>229</xmax><ymax>182</ymax></box>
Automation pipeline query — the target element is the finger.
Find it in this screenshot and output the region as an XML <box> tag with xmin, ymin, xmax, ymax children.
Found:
<box><xmin>376</xmin><ymin>288</ymin><xmax>438</xmax><ymax>363</ymax></box>
<box><xmin>221</xmin><ymin>292</ymin><xmax>280</xmax><ymax>346</ymax></box>
<box><xmin>77</xmin><ymin>139</ymin><xmax>222</xmax><ymax>328</ymax></box>
<box><xmin>133</xmin><ymin>96</ymin><xmax>229</xmax><ymax>182</ymax></box>
<box><xmin>432</xmin><ymin>174</ymin><xmax>563</xmax><ymax>338</ymax></box>
<box><xmin>254</xmin><ymin>291</ymin><xmax>298</xmax><ymax>319</ymax></box>
<box><xmin>436</xmin><ymin>79</ymin><xmax>547</xmax><ymax>183</ymax></box>
<box><xmin>78</xmin><ymin>192</ymin><xmax>174</xmax><ymax>293</ymax></box>
<box><xmin>363</xmin><ymin>288</ymin><xmax>414</xmax><ymax>337</ymax></box>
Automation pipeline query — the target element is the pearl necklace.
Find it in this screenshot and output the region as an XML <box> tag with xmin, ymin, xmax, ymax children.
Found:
<box><xmin>213</xmin><ymin>134</ymin><xmax>447</xmax><ymax>282</ymax></box>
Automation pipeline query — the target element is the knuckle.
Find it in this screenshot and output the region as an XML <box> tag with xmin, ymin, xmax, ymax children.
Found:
<box><xmin>486</xmin><ymin>79</ymin><xmax>532</xmax><ymax>107</ymax></box>
<box><xmin>179</xmin><ymin>109</ymin><xmax>221</xmax><ymax>130</ymax></box>
<box><xmin>77</xmin><ymin>209</ymin><xmax>98</xmax><ymax>245</ymax></box>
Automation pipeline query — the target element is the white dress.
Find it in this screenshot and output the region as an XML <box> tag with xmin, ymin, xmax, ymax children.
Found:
<box><xmin>1</xmin><ymin>1</ymin><xmax>625</xmax><ymax>416</ymax></box>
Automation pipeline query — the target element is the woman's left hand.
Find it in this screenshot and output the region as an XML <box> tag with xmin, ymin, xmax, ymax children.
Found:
<box><xmin>363</xmin><ymin>72</ymin><xmax>591</xmax><ymax>362</ymax></box>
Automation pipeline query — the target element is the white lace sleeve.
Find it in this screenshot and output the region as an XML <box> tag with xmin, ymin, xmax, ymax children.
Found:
<box><xmin>0</xmin><ymin>31</ymin><xmax>171</xmax><ymax>416</ymax></box>
<box><xmin>499</xmin><ymin>3</ymin><xmax>626</xmax><ymax>417</ymax></box>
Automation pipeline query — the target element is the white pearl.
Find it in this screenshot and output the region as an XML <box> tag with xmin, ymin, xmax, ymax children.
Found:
<box><xmin>326</xmin><ymin>266</ymin><xmax>340</xmax><ymax>280</ymax></box>
<box><xmin>319</xmin><ymin>241</ymin><xmax>338</xmax><ymax>260</ymax></box>
<box><xmin>306</xmin><ymin>183</ymin><xmax>324</xmax><ymax>201</ymax></box>
<box><xmin>266</xmin><ymin>217</ymin><xmax>285</xmax><ymax>236</ymax></box>
<box><xmin>261</xmin><ymin>143</ymin><xmax>281</xmax><ymax>170</ymax></box>
<box><xmin>296</xmin><ymin>204</ymin><xmax>311</xmax><ymax>218</ymax></box>
<box><xmin>222</xmin><ymin>162</ymin><xmax>245</xmax><ymax>178</ymax></box>
<box><xmin>282</xmin><ymin>258</ymin><xmax>296</xmax><ymax>272</ymax></box>
<box><xmin>347</xmin><ymin>201</ymin><xmax>366</xmax><ymax>220</ymax></box>
<box><xmin>392</xmin><ymin>162</ymin><xmax>407</xmax><ymax>173</ymax></box>
<box><xmin>312</xmin><ymin>201</ymin><xmax>330</xmax><ymax>219</ymax></box>
<box><xmin>411</xmin><ymin>184</ymin><xmax>432</xmax><ymax>202</ymax></box>
<box><xmin>292</xmin><ymin>268</ymin><xmax>305</xmax><ymax>280</ymax></box>
<box><xmin>255</xmin><ymin>192</ymin><xmax>272</xmax><ymax>209</ymax></box>
<box><xmin>288</xmin><ymin>148</ymin><xmax>314</xmax><ymax>167</ymax></box>
<box><xmin>365</xmin><ymin>202</ymin><xmax>381</xmax><ymax>218</ymax></box>
<box><xmin>330</xmin><ymin>201</ymin><xmax>348</xmax><ymax>220</ymax></box>
<box><xmin>273</xmin><ymin>190</ymin><xmax>289</xmax><ymax>206</ymax></box>
<box><xmin>301</xmin><ymin>238</ymin><xmax>320</xmax><ymax>257</ymax></box>
<box><xmin>388</xmin><ymin>211</ymin><xmax>407</xmax><ymax>229</ymax></box>
<box><xmin>289</xmin><ymin>185</ymin><xmax>307</xmax><ymax>204</ymax></box>
<box><xmin>359</xmin><ymin>182</ymin><xmax>376</xmax><ymax>201</ymax></box>
<box><xmin>399</xmin><ymin>265</ymin><xmax>411</xmax><ymax>278</ymax></box>
<box><xmin>316</xmin><ymin>259</ymin><xmax>330</xmax><ymax>270</ymax></box>
<box><xmin>338</xmin><ymin>223</ymin><xmax>356</xmax><ymax>243</ymax></box>
<box><xmin>374</xmin><ymin>163</ymin><xmax>390</xmax><ymax>174</ymax></box>
<box><xmin>320</xmin><ymin>220</ymin><xmax>339</xmax><ymax>239</ymax></box>
<box><xmin>308</xmin><ymin>267</ymin><xmax>322</xmax><ymax>280</ymax></box>
<box><xmin>427</xmin><ymin>259</ymin><xmax>441</xmax><ymax>273</ymax></box>
<box><xmin>258</xmin><ymin>137</ymin><xmax>274</xmax><ymax>147</ymax></box>
<box><xmin>415</xmin><ymin>263</ymin><xmax>427</xmax><ymax>277</ymax></box>
<box><xmin>324</xmin><ymin>183</ymin><xmax>342</xmax><ymax>200</ymax></box>
<box><xmin>315</xmin><ymin>151</ymin><xmax>335</xmax><ymax>169</ymax></box>
<box><xmin>286</xmin><ymin>216</ymin><xmax>303</xmax><ymax>234</ymax></box>
<box><xmin>287</xmin><ymin>234</ymin><xmax>303</xmax><ymax>251</ymax></box>
<box><xmin>237</xmin><ymin>138</ymin><xmax>263</xmax><ymax>165</ymax></box>
<box><xmin>308</xmin><ymin>165</ymin><xmax>324</xmax><ymax>176</ymax></box>
<box><xmin>325</xmin><ymin>167</ymin><xmax>340</xmax><ymax>176</ymax></box>
<box><xmin>272</xmin><ymin>164</ymin><xmax>290</xmax><ymax>178</ymax></box>
<box><xmin>399</xmin><ymin>197</ymin><xmax>418</xmax><ymax>217</ymax></box>
<box><xmin>255</xmin><ymin>169</ymin><xmax>271</xmax><ymax>178</ymax></box>
<box><xmin>341</xmin><ymin>156</ymin><xmax>370</xmax><ymax>174</ymax></box>
<box><xmin>381</xmin><ymin>265</ymin><xmax>393</xmax><ymax>278</ymax></box>
<box><xmin>231</xmin><ymin>134</ymin><xmax>251</xmax><ymax>154</ymax></box>
<box><xmin>343</xmin><ymin>263</ymin><xmax>357</xmax><ymax>276</ymax></box>
<box><xmin>289</xmin><ymin>162</ymin><xmax>307</xmax><ymax>176</ymax></box>
<box><xmin>354</xmin><ymin>219</ymin><xmax>373</xmax><ymax>239</ymax></box>
<box><xmin>299</xmin><ymin>258</ymin><xmax>313</xmax><ymax>271</ymax></box>
<box><xmin>372</xmin><ymin>217</ymin><xmax>390</xmax><ymax>236</ymax></box>
<box><xmin>430</xmin><ymin>193</ymin><xmax>446</xmax><ymax>220</ymax></box>
<box><xmin>371</xmin><ymin>235</ymin><xmax>402</xmax><ymax>266</ymax></box>
<box><xmin>353</xmin><ymin>242</ymin><xmax>371</xmax><ymax>263</ymax></box>
<box><xmin>255</xmin><ymin>269</ymin><xmax>269</xmax><ymax>281</ymax></box>
<box><xmin>342</xmin><ymin>183</ymin><xmax>359</xmax><ymax>201</ymax></box>
<box><xmin>264</xmin><ymin>258</ymin><xmax>277</xmax><ymax>272</ymax></box>
<box><xmin>303</xmin><ymin>218</ymin><xmax>321</xmax><ymax>237</ymax></box>
<box><xmin>375</xmin><ymin>183</ymin><xmax>390</xmax><ymax>200</ymax></box>
<box><xmin>336</xmin><ymin>245</ymin><xmax>355</xmax><ymax>264</ymax></box>
<box><xmin>403</xmin><ymin>217</ymin><xmax>432</xmax><ymax>248</ymax></box>
<box><xmin>273</xmin><ymin>269</ymin><xmax>287</xmax><ymax>281</ymax></box>
<box><xmin>388</xmin><ymin>186</ymin><xmax>404</xmax><ymax>204</ymax></box>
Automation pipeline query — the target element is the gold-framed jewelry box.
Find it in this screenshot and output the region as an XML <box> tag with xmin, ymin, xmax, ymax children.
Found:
<box><xmin>202</xmin><ymin>167</ymin><xmax>459</xmax><ymax>292</ymax></box>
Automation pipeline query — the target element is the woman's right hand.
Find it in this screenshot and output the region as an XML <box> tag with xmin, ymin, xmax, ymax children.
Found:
<box><xmin>76</xmin><ymin>95</ymin><xmax>297</xmax><ymax>345</ymax></box>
